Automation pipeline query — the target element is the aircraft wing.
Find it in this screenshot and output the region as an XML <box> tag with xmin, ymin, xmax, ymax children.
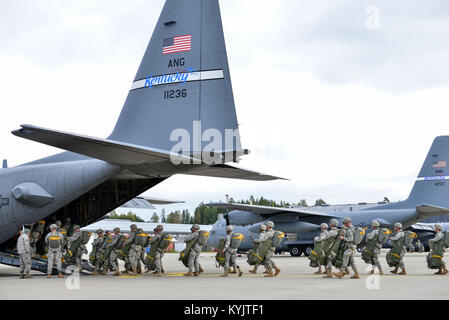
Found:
<box><xmin>207</xmin><ymin>202</ymin><xmax>341</xmax><ymax>219</ymax></box>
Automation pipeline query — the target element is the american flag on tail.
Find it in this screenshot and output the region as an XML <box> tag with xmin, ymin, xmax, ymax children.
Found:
<box><xmin>163</xmin><ymin>35</ymin><xmax>191</xmax><ymax>54</ymax></box>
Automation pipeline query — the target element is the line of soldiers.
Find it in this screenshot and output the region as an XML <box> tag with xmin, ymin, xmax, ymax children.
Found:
<box><xmin>310</xmin><ymin>217</ymin><xmax>449</xmax><ymax>278</ymax></box>
<box><xmin>89</xmin><ymin>224</ymin><xmax>169</xmax><ymax>277</ymax></box>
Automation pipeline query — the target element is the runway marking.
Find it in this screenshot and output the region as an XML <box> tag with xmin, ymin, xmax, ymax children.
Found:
<box><xmin>148</xmin><ymin>273</ymin><xmax>449</xmax><ymax>279</ymax></box>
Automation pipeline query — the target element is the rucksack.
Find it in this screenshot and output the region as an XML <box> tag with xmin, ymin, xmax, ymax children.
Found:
<box><xmin>197</xmin><ymin>230</ymin><xmax>210</xmax><ymax>246</ymax></box>
<box><xmin>215</xmin><ymin>238</ymin><xmax>226</xmax><ymax>267</ymax></box>
<box><xmin>230</xmin><ymin>233</ymin><xmax>244</xmax><ymax>249</ymax></box>
<box><xmin>403</xmin><ymin>231</ymin><xmax>417</xmax><ymax>247</ymax></box>
<box><xmin>271</xmin><ymin>231</ymin><xmax>285</xmax><ymax>247</ymax></box>
<box><xmin>353</xmin><ymin>227</ymin><xmax>365</xmax><ymax>245</ymax></box>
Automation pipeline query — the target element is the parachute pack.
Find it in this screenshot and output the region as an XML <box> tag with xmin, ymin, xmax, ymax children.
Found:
<box><xmin>386</xmin><ymin>232</ymin><xmax>407</xmax><ymax>267</ymax></box>
<box><xmin>64</xmin><ymin>231</ymin><xmax>91</xmax><ymax>260</ymax></box>
<box><xmin>427</xmin><ymin>233</ymin><xmax>447</xmax><ymax>269</ymax></box>
<box><xmin>179</xmin><ymin>237</ymin><xmax>197</xmax><ymax>268</ymax></box>
<box><xmin>361</xmin><ymin>228</ymin><xmax>390</xmax><ymax>264</ymax></box>
<box><xmin>403</xmin><ymin>231</ymin><xmax>417</xmax><ymax>247</ymax></box>
<box><xmin>145</xmin><ymin>233</ymin><xmax>173</xmax><ymax>270</ymax></box>
<box><xmin>215</xmin><ymin>238</ymin><xmax>226</xmax><ymax>268</ymax></box>
<box><xmin>198</xmin><ymin>230</ymin><xmax>210</xmax><ymax>246</ymax></box>
<box><xmin>308</xmin><ymin>241</ymin><xmax>326</xmax><ymax>268</ymax></box>
<box><xmin>115</xmin><ymin>236</ymin><xmax>130</xmax><ymax>260</ymax></box>
<box><xmin>246</xmin><ymin>230</ymin><xmax>284</xmax><ymax>266</ymax></box>
<box><xmin>135</xmin><ymin>232</ymin><xmax>148</xmax><ymax>246</ymax></box>
<box><xmin>231</xmin><ymin>232</ymin><xmax>244</xmax><ymax>249</ymax></box>
<box><xmin>353</xmin><ymin>227</ymin><xmax>366</xmax><ymax>245</ymax></box>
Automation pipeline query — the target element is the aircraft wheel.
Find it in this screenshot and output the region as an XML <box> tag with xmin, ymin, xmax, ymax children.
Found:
<box><xmin>302</xmin><ymin>245</ymin><xmax>313</xmax><ymax>257</ymax></box>
<box><xmin>289</xmin><ymin>246</ymin><xmax>302</xmax><ymax>257</ymax></box>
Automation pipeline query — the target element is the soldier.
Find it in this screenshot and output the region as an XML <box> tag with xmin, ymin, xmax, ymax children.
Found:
<box><xmin>17</xmin><ymin>228</ymin><xmax>32</xmax><ymax>279</ymax></box>
<box><xmin>407</xmin><ymin>241</ymin><xmax>415</xmax><ymax>253</ymax></box>
<box><xmin>334</xmin><ymin>217</ymin><xmax>359</xmax><ymax>279</ymax></box>
<box><xmin>108</xmin><ymin>227</ymin><xmax>122</xmax><ymax>276</ymax></box>
<box><xmin>364</xmin><ymin>220</ymin><xmax>384</xmax><ymax>275</ymax></box>
<box><xmin>220</xmin><ymin>225</ymin><xmax>243</xmax><ymax>277</ymax></box>
<box><xmin>312</xmin><ymin>223</ymin><xmax>329</xmax><ymax>274</ymax></box>
<box><xmin>323</xmin><ymin>219</ymin><xmax>339</xmax><ymax>278</ymax></box>
<box><xmin>67</xmin><ymin>225</ymin><xmax>83</xmax><ymax>271</ymax></box>
<box><xmin>45</xmin><ymin>224</ymin><xmax>64</xmax><ymax>278</ymax></box>
<box><xmin>124</xmin><ymin>224</ymin><xmax>144</xmax><ymax>276</ymax></box>
<box><xmin>91</xmin><ymin>229</ymin><xmax>105</xmax><ymax>275</ymax></box>
<box><xmin>389</xmin><ymin>222</ymin><xmax>407</xmax><ymax>275</ymax></box>
<box><xmin>260</xmin><ymin>221</ymin><xmax>280</xmax><ymax>277</ymax></box>
<box><xmin>416</xmin><ymin>239</ymin><xmax>425</xmax><ymax>253</ymax></box>
<box><xmin>62</xmin><ymin>217</ymin><xmax>73</xmax><ymax>237</ymax></box>
<box><xmin>429</xmin><ymin>223</ymin><xmax>448</xmax><ymax>275</ymax></box>
<box><xmin>184</xmin><ymin>224</ymin><xmax>201</xmax><ymax>277</ymax></box>
<box><xmin>100</xmin><ymin>230</ymin><xmax>113</xmax><ymax>275</ymax></box>
<box><xmin>149</xmin><ymin>225</ymin><xmax>166</xmax><ymax>276</ymax></box>
<box><xmin>249</xmin><ymin>224</ymin><xmax>267</xmax><ymax>274</ymax></box>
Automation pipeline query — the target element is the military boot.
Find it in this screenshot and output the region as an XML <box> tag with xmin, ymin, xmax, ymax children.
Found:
<box><xmin>344</xmin><ymin>268</ymin><xmax>350</xmax><ymax>275</ymax></box>
<box><xmin>101</xmin><ymin>269</ymin><xmax>107</xmax><ymax>275</ymax></box>
<box><xmin>199</xmin><ymin>266</ymin><xmax>204</xmax><ymax>274</ymax></box>
<box><xmin>238</xmin><ymin>267</ymin><xmax>243</xmax><ymax>277</ymax></box>
<box><xmin>442</xmin><ymin>267</ymin><xmax>449</xmax><ymax>275</ymax></box>
<box><xmin>274</xmin><ymin>266</ymin><xmax>281</xmax><ymax>276</ymax></box>
<box><xmin>230</xmin><ymin>266</ymin><xmax>238</xmax><ymax>274</ymax></box>
<box><xmin>391</xmin><ymin>267</ymin><xmax>398</xmax><ymax>274</ymax></box>
<box><xmin>323</xmin><ymin>269</ymin><xmax>333</xmax><ymax>278</ymax></box>
<box><xmin>161</xmin><ymin>267</ymin><xmax>165</xmax><ymax>274</ymax></box>
<box><xmin>220</xmin><ymin>270</ymin><xmax>229</xmax><ymax>277</ymax></box>
<box><xmin>20</xmin><ymin>273</ymin><xmax>24</xmax><ymax>279</ymax></box>
<box><xmin>137</xmin><ymin>267</ymin><xmax>142</xmax><ymax>274</ymax></box>
<box><xmin>370</xmin><ymin>268</ymin><xmax>375</xmax><ymax>275</ymax></box>
<box><xmin>58</xmin><ymin>273</ymin><xmax>64</xmax><ymax>278</ymax></box>
<box><xmin>333</xmin><ymin>269</ymin><xmax>345</xmax><ymax>279</ymax></box>
<box><xmin>263</xmin><ymin>270</ymin><xmax>269</xmax><ymax>274</ymax></box>
<box><xmin>184</xmin><ymin>271</ymin><xmax>193</xmax><ymax>277</ymax></box>
<box><xmin>25</xmin><ymin>272</ymin><xmax>32</xmax><ymax>279</ymax></box>
<box><xmin>435</xmin><ymin>267</ymin><xmax>442</xmax><ymax>275</ymax></box>
<box><xmin>379</xmin><ymin>267</ymin><xmax>384</xmax><ymax>275</ymax></box>
<box><xmin>399</xmin><ymin>268</ymin><xmax>407</xmax><ymax>275</ymax></box>
<box><xmin>249</xmin><ymin>267</ymin><xmax>257</xmax><ymax>274</ymax></box>
<box><xmin>131</xmin><ymin>269</ymin><xmax>138</xmax><ymax>277</ymax></box>
<box><xmin>46</xmin><ymin>274</ymin><xmax>51</xmax><ymax>279</ymax></box>
<box><xmin>113</xmin><ymin>270</ymin><xmax>120</xmax><ymax>276</ymax></box>
<box><xmin>92</xmin><ymin>269</ymin><xmax>99</xmax><ymax>275</ymax></box>
<box><xmin>121</xmin><ymin>269</ymin><xmax>129</xmax><ymax>274</ymax></box>
<box><xmin>350</xmin><ymin>271</ymin><xmax>360</xmax><ymax>279</ymax></box>
<box><xmin>314</xmin><ymin>266</ymin><xmax>323</xmax><ymax>274</ymax></box>
<box><xmin>193</xmin><ymin>272</ymin><xmax>200</xmax><ymax>276</ymax></box>
<box><xmin>264</xmin><ymin>269</ymin><xmax>274</xmax><ymax>277</ymax></box>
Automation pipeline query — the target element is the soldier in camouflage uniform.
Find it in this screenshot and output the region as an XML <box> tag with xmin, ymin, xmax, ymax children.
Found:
<box><xmin>17</xmin><ymin>228</ymin><xmax>32</xmax><ymax>279</ymax></box>
<box><xmin>45</xmin><ymin>224</ymin><xmax>64</xmax><ymax>278</ymax></box>
<box><xmin>313</xmin><ymin>223</ymin><xmax>329</xmax><ymax>274</ymax></box>
<box><xmin>149</xmin><ymin>225</ymin><xmax>165</xmax><ymax>276</ymax></box>
<box><xmin>107</xmin><ymin>227</ymin><xmax>121</xmax><ymax>276</ymax></box>
<box><xmin>220</xmin><ymin>225</ymin><xmax>243</xmax><ymax>277</ymax></box>
<box><xmin>67</xmin><ymin>225</ymin><xmax>83</xmax><ymax>271</ymax></box>
<box><xmin>334</xmin><ymin>217</ymin><xmax>359</xmax><ymax>279</ymax></box>
<box><xmin>323</xmin><ymin>219</ymin><xmax>340</xmax><ymax>278</ymax></box>
<box><xmin>416</xmin><ymin>239</ymin><xmax>425</xmax><ymax>253</ymax></box>
<box><xmin>91</xmin><ymin>229</ymin><xmax>105</xmax><ymax>275</ymax></box>
<box><xmin>365</xmin><ymin>220</ymin><xmax>384</xmax><ymax>275</ymax></box>
<box><xmin>184</xmin><ymin>224</ymin><xmax>201</xmax><ymax>276</ymax></box>
<box><xmin>389</xmin><ymin>222</ymin><xmax>406</xmax><ymax>275</ymax></box>
<box><xmin>249</xmin><ymin>224</ymin><xmax>267</xmax><ymax>274</ymax></box>
<box><xmin>63</xmin><ymin>217</ymin><xmax>73</xmax><ymax>237</ymax></box>
<box><xmin>123</xmin><ymin>224</ymin><xmax>142</xmax><ymax>276</ymax></box>
<box><xmin>260</xmin><ymin>221</ymin><xmax>280</xmax><ymax>277</ymax></box>
<box><xmin>429</xmin><ymin>223</ymin><xmax>448</xmax><ymax>275</ymax></box>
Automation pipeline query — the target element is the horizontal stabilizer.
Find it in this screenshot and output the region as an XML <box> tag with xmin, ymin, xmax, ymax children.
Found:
<box><xmin>183</xmin><ymin>164</ymin><xmax>286</xmax><ymax>181</ymax></box>
<box><xmin>12</xmin><ymin>124</ymin><xmax>192</xmax><ymax>165</ymax></box>
<box><xmin>207</xmin><ymin>202</ymin><xmax>341</xmax><ymax>218</ymax></box>
<box><xmin>416</xmin><ymin>204</ymin><xmax>449</xmax><ymax>218</ymax></box>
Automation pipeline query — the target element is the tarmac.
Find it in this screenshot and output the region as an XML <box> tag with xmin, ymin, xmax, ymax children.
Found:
<box><xmin>1</xmin><ymin>252</ymin><xmax>448</xmax><ymax>300</ymax></box>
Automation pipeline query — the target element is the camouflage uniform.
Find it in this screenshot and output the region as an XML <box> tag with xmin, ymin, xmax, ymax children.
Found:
<box><xmin>365</xmin><ymin>221</ymin><xmax>383</xmax><ymax>274</ymax></box>
<box><xmin>334</xmin><ymin>217</ymin><xmax>359</xmax><ymax>279</ymax></box>
<box><xmin>221</xmin><ymin>226</ymin><xmax>242</xmax><ymax>277</ymax></box>
<box><xmin>17</xmin><ymin>229</ymin><xmax>32</xmax><ymax>278</ymax></box>
<box><xmin>91</xmin><ymin>230</ymin><xmax>105</xmax><ymax>274</ymax></box>
<box><xmin>124</xmin><ymin>225</ymin><xmax>141</xmax><ymax>275</ymax></box>
<box><xmin>185</xmin><ymin>229</ymin><xmax>201</xmax><ymax>274</ymax></box>
<box><xmin>261</xmin><ymin>221</ymin><xmax>280</xmax><ymax>277</ymax></box>
<box><xmin>323</xmin><ymin>219</ymin><xmax>339</xmax><ymax>278</ymax></box>
<box><xmin>429</xmin><ymin>224</ymin><xmax>446</xmax><ymax>271</ymax></box>
<box><xmin>67</xmin><ymin>227</ymin><xmax>83</xmax><ymax>270</ymax></box>
<box><xmin>45</xmin><ymin>225</ymin><xmax>64</xmax><ymax>277</ymax></box>
<box><xmin>249</xmin><ymin>225</ymin><xmax>267</xmax><ymax>274</ymax></box>
<box><xmin>149</xmin><ymin>230</ymin><xmax>165</xmax><ymax>275</ymax></box>
<box><xmin>313</xmin><ymin>223</ymin><xmax>329</xmax><ymax>274</ymax></box>
<box><xmin>108</xmin><ymin>228</ymin><xmax>121</xmax><ymax>275</ymax></box>
<box><xmin>389</xmin><ymin>224</ymin><xmax>406</xmax><ymax>273</ymax></box>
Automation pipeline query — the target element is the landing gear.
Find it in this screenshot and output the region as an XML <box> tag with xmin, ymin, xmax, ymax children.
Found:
<box><xmin>302</xmin><ymin>245</ymin><xmax>313</xmax><ymax>257</ymax></box>
<box><xmin>289</xmin><ymin>246</ymin><xmax>303</xmax><ymax>257</ymax></box>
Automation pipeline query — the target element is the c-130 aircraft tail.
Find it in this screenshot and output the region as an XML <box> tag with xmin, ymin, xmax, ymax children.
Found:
<box><xmin>1</xmin><ymin>0</ymin><xmax>281</xmax><ymax>251</ymax></box>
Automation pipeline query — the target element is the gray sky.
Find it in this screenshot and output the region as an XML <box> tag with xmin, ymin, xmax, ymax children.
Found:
<box><xmin>1</xmin><ymin>0</ymin><xmax>449</xmax><ymax>221</ymax></box>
